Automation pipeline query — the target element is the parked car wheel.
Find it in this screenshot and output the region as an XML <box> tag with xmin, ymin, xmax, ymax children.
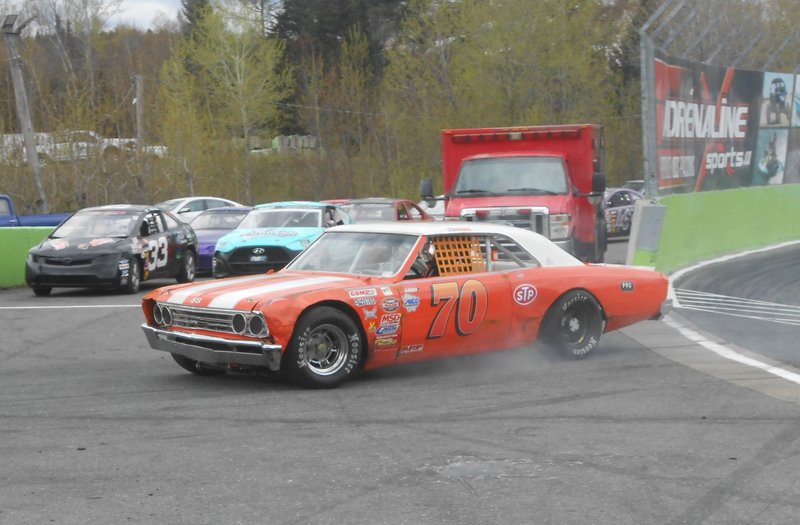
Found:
<box><xmin>122</xmin><ymin>258</ymin><xmax>141</xmax><ymax>294</ymax></box>
<box><xmin>176</xmin><ymin>250</ymin><xmax>196</xmax><ymax>283</ymax></box>
<box><xmin>32</xmin><ymin>285</ymin><xmax>52</xmax><ymax>297</ymax></box>
<box><xmin>281</xmin><ymin>307</ymin><xmax>363</xmax><ymax>388</ymax></box>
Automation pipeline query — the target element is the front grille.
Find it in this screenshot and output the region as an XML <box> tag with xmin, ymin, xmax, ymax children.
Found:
<box><xmin>45</xmin><ymin>257</ymin><xmax>94</xmax><ymax>266</ymax></box>
<box><xmin>462</xmin><ymin>209</ymin><xmax>548</xmax><ymax>235</ymax></box>
<box><xmin>166</xmin><ymin>304</ymin><xmax>239</xmax><ymax>333</ymax></box>
<box><xmin>228</xmin><ymin>246</ymin><xmax>298</xmax><ymax>274</ymax></box>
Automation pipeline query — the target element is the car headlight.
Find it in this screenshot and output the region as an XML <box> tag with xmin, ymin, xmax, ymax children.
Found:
<box><xmin>549</xmin><ymin>214</ymin><xmax>571</xmax><ymax>240</ymax></box>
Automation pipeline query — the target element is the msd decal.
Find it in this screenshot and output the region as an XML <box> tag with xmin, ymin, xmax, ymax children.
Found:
<box><xmin>513</xmin><ymin>284</ymin><xmax>538</xmax><ymax>305</ymax></box>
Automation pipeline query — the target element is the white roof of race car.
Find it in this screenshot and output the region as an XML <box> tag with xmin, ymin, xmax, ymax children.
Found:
<box><xmin>328</xmin><ymin>221</ymin><xmax>583</xmax><ymax>267</ymax></box>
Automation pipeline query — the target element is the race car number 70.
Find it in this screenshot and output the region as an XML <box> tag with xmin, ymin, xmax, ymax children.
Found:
<box><xmin>427</xmin><ymin>280</ymin><xmax>488</xmax><ymax>339</ymax></box>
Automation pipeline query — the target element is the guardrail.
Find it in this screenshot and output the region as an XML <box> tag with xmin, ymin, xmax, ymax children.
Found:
<box><xmin>628</xmin><ymin>184</ymin><xmax>800</xmax><ymax>273</ymax></box>
<box><xmin>0</xmin><ymin>227</ymin><xmax>53</xmax><ymax>288</ymax></box>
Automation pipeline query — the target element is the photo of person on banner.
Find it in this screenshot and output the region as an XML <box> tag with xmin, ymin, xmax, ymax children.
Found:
<box><xmin>761</xmin><ymin>72</ymin><xmax>794</xmax><ymax>127</ymax></box>
<box><xmin>753</xmin><ymin>129</ymin><xmax>787</xmax><ymax>185</ymax></box>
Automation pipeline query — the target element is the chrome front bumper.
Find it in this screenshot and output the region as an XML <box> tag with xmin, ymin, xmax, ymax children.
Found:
<box><xmin>142</xmin><ymin>324</ymin><xmax>283</xmax><ymax>371</ymax></box>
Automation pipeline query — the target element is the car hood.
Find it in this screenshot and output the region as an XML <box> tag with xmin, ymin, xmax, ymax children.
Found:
<box><xmin>215</xmin><ymin>227</ymin><xmax>325</xmax><ymax>252</ymax></box>
<box><xmin>30</xmin><ymin>236</ymin><xmax>130</xmax><ymax>256</ymax></box>
<box><xmin>148</xmin><ymin>271</ymin><xmax>368</xmax><ymax>311</ymax></box>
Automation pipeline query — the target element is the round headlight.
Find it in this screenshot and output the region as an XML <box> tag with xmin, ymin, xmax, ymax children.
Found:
<box><xmin>248</xmin><ymin>315</ymin><xmax>266</xmax><ymax>337</ymax></box>
<box><xmin>161</xmin><ymin>305</ymin><xmax>173</xmax><ymax>326</ymax></box>
<box><xmin>153</xmin><ymin>303</ymin><xmax>163</xmax><ymax>324</ymax></box>
<box><xmin>231</xmin><ymin>313</ymin><xmax>247</xmax><ymax>334</ymax></box>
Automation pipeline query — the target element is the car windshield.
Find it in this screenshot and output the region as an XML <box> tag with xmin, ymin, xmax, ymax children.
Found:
<box><xmin>453</xmin><ymin>156</ymin><xmax>568</xmax><ymax>196</ymax></box>
<box><xmin>288</xmin><ymin>231</ymin><xmax>418</xmax><ymax>276</ymax></box>
<box><xmin>155</xmin><ymin>199</ymin><xmax>182</xmax><ymax>210</ymax></box>
<box><xmin>340</xmin><ymin>203</ymin><xmax>395</xmax><ymax>222</ymax></box>
<box><xmin>51</xmin><ymin>210</ymin><xmax>136</xmax><ymax>238</ymax></box>
<box><xmin>238</xmin><ymin>208</ymin><xmax>322</xmax><ymax>229</ymax></box>
<box><xmin>190</xmin><ymin>210</ymin><xmax>248</xmax><ymax>230</ymax></box>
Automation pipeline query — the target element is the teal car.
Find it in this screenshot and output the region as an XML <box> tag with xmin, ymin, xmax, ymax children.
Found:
<box><xmin>212</xmin><ymin>201</ymin><xmax>350</xmax><ymax>278</ymax></box>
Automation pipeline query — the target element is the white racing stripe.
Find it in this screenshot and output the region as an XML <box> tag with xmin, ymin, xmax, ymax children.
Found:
<box><xmin>208</xmin><ymin>276</ymin><xmax>351</xmax><ymax>309</ymax></box>
<box><xmin>166</xmin><ymin>274</ymin><xmax>269</xmax><ymax>304</ymax></box>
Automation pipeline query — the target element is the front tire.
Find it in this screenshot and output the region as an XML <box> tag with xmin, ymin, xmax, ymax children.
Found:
<box><xmin>32</xmin><ymin>286</ymin><xmax>52</xmax><ymax>297</ymax></box>
<box><xmin>177</xmin><ymin>250</ymin><xmax>196</xmax><ymax>283</ymax></box>
<box><xmin>281</xmin><ymin>307</ymin><xmax>363</xmax><ymax>389</ymax></box>
<box><xmin>541</xmin><ymin>290</ymin><xmax>604</xmax><ymax>359</ymax></box>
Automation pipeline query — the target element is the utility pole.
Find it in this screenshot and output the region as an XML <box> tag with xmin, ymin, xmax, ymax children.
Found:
<box><xmin>2</xmin><ymin>14</ymin><xmax>48</xmax><ymax>213</ymax></box>
<box><xmin>133</xmin><ymin>74</ymin><xmax>146</xmax><ymax>202</ymax></box>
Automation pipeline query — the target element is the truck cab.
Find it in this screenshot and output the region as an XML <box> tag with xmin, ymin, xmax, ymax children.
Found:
<box><xmin>423</xmin><ymin>125</ymin><xmax>607</xmax><ymax>262</ymax></box>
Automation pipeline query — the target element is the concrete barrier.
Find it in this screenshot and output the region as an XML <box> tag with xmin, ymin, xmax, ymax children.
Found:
<box><xmin>0</xmin><ymin>227</ymin><xmax>53</xmax><ymax>288</ymax></box>
<box><xmin>629</xmin><ymin>184</ymin><xmax>800</xmax><ymax>273</ymax></box>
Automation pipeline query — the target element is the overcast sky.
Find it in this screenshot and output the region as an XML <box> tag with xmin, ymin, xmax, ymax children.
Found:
<box><xmin>107</xmin><ymin>0</ymin><xmax>182</xmax><ymax>30</ymax></box>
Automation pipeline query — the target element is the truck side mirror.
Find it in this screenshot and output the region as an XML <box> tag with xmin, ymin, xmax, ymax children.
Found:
<box><xmin>592</xmin><ymin>173</ymin><xmax>606</xmax><ymax>194</ymax></box>
<box><xmin>420</xmin><ymin>178</ymin><xmax>434</xmax><ymax>201</ymax></box>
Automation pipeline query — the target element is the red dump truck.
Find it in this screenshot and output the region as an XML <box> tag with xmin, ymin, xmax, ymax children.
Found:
<box><xmin>421</xmin><ymin>124</ymin><xmax>607</xmax><ymax>262</ymax></box>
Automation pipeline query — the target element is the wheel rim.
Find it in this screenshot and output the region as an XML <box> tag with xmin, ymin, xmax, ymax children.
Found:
<box><xmin>186</xmin><ymin>253</ymin><xmax>195</xmax><ymax>281</ymax></box>
<box><xmin>130</xmin><ymin>261</ymin><xmax>140</xmax><ymax>290</ymax></box>
<box><xmin>303</xmin><ymin>323</ymin><xmax>350</xmax><ymax>376</ymax></box>
<box><xmin>559</xmin><ymin>305</ymin><xmax>590</xmax><ymax>345</ymax></box>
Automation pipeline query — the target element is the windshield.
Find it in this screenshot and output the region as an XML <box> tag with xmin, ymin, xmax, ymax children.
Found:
<box><xmin>238</xmin><ymin>208</ymin><xmax>322</xmax><ymax>229</ymax></box>
<box><xmin>453</xmin><ymin>156</ymin><xmax>568</xmax><ymax>196</ymax></box>
<box><xmin>190</xmin><ymin>210</ymin><xmax>248</xmax><ymax>230</ymax></box>
<box><xmin>51</xmin><ymin>210</ymin><xmax>136</xmax><ymax>238</ymax></box>
<box><xmin>155</xmin><ymin>199</ymin><xmax>182</xmax><ymax>210</ymax></box>
<box><xmin>340</xmin><ymin>203</ymin><xmax>395</xmax><ymax>222</ymax></box>
<box><xmin>288</xmin><ymin>232</ymin><xmax>418</xmax><ymax>276</ymax></box>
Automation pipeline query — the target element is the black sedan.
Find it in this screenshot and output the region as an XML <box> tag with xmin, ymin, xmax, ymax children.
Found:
<box><xmin>26</xmin><ymin>204</ymin><xmax>197</xmax><ymax>296</ymax></box>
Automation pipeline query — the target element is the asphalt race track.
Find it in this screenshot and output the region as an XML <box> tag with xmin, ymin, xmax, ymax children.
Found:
<box><xmin>1</xmin><ymin>240</ymin><xmax>799</xmax><ymax>524</ymax></box>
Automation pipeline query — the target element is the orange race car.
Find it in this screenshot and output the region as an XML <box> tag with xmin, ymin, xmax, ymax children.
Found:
<box><xmin>141</xmin><ymin>222</ymin><xmax>671</xmax><ymax>388</ymax></box>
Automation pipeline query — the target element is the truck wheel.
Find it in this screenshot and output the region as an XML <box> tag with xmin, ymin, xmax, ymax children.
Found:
<box><xmin>32</xmin><ymin>286</ymin><xmax>52</xmax><ymax>297</ymax></box>
<box><xmin>281</xmin><ymin>307</ymin><xmax>363</xmax><ymax>389</ymax></box>
<box><xmin>171</xmin><ymin>354</ymin><xmax>226</xmax><ymax>376</ymax></box>
<box><xmin>540</xmin><ymin>290</ymin><xmax>604</xmax><ymax>359</ymax></box>
<box><xmin>176</xmin><ymin>250</ymin><xmax>196</xmax><ymax>283</ymax></box>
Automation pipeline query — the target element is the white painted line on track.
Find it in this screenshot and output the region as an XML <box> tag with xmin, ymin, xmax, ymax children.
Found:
<box><xmin>667</xmin><ymin>239</ymin><xmax>800</xmax><ymax>387</ymax></box>
<box><xmin>0</xmin><ymin>304</ymin><xmax>140</xmax><ymax>310</ymax></box>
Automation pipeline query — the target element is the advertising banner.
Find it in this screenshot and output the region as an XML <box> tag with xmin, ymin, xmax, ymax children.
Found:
<box><xmin>654</xmin><ymin>51</ymin><xmax>800</xmax><ymax>191</ymax></box>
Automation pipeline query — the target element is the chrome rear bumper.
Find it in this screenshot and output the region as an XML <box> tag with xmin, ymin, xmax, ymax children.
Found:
<box><xmin>142</xmin><ymin>324</ymin><xmax>283</xmax><ymax>371</ymax></box>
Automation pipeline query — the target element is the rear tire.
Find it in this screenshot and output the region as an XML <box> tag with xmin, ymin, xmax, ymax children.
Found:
<box><xmin>122</xmin><ymin>258</ymin><xmax>141</xmax><ymax>294</ymax></box>
<box><xmin>541</xmin><ymin>290</ymin><xmax>604</xmax><ymax>359</ymax></box>
<box><xmin>177</xmin><ymin>250</ymin><xmax>196</xmax><ymax>283</ymax></box>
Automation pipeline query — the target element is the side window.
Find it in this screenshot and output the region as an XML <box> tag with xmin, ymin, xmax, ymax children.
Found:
<box><xmin>431</xmin><ymin>235</ymin><xmax>487</xmax><ymax>276</ymax></box>
<box><xmin>186</xmin><ymin>200</ymin><xmax>205</xmax><ymax>213</ymax></box>
<box><xmin>405</xmin><ymin>203</ymin><xmax>424</xmax><ymax>220</ymax></box>
<box><xmin>207</xmin><ymin>199</ymin><xmax>228</xmax><ymax>209</ymax></box>
<box><xmin>162</xmin><ymin>212</ymin><xmax>181</xmax><ymax>230</ymax></box>
<box><xmin>397</xmin><ymin>204</ymin><xmax>410</xmax><ymax>220</ymax></box>
<box><xmin>486</xmin><ymin>234</ymin><xmax>540</xmax><ymax>271</ymax></box>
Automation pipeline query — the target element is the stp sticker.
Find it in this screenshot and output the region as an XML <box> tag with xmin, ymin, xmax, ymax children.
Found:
<box><xmin>513</xmin><ymin>284</ymin><xmax>538</xmax><ymax>305</ymax></box>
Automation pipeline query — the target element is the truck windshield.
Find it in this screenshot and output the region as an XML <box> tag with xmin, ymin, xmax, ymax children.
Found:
<box><xmin>453</xmin><ymin>157</ymin><xmax>568</xmax><ymax>196</ymax></box>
